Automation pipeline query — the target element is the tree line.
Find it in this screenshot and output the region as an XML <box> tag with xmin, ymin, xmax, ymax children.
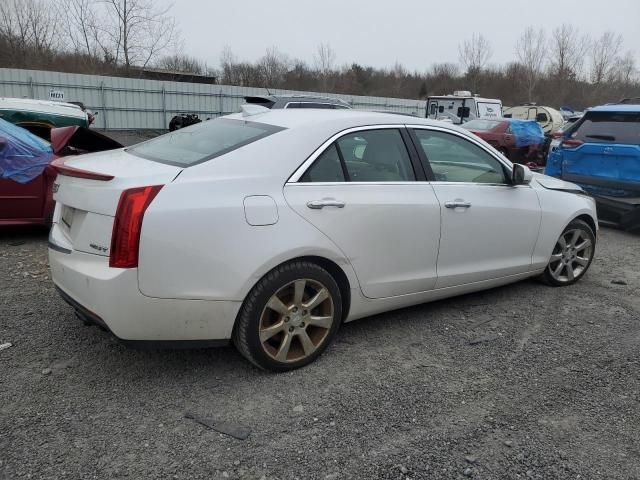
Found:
<box><xmin>0</xmin><ymin>0</ymin><xmax>638</xmax><ymax>109</ymax></box>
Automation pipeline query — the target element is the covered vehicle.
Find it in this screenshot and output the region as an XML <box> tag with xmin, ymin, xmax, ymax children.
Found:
<box><xmin>463</xmin><ymin>118</ymin><xmax>545</xmax><ymax>167</ymax></box>
<box><xmin>48</xmin><ymin>108</ymin><xmax>597</xmax><ymax>372</ymax></box>
<box><xmin>545</xmin><ymin>105</ymin><xmax>640</xmax><ymax>231</ymax></box>
<box><xmin>0</xmin><ymin>120</ymin><xmax>122</xmax><ymax>226</ymax></box>
<box><xmin>0</xmin><ymin>97</ymin><xmax>95</xmax><ymax>141</ymax></box>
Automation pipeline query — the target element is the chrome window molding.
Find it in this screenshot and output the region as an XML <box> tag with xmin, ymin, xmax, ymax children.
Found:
<box><xmin>287</xmin><ymin>123</ymin><xmax>517</xmax><ymax>185</ymax></box>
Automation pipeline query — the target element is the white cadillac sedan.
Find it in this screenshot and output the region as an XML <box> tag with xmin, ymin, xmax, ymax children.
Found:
<box><xmin>48</xmin><ymin>109</ymin><xmax>597</xmax><ymax>371</ymax></box>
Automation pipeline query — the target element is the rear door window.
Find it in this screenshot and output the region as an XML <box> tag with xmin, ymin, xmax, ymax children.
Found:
<box><xmin>572</xmin><ymin>111</ymin><xmax>640</xmax><ymax>145</ymax></box>
<box><xmin>337</xmin><ymin>129</ymin><xmax>415</xmax><ymax>182</ymax></box>
<box><xmin>300</xmin><ymin>129</ymin><xmax>416</xmax><ymax>183</ymax></box>
<box><xmin>128</xmin><ymin>119</ymin><xmax>284</xmax><ymax>167</ymax></box>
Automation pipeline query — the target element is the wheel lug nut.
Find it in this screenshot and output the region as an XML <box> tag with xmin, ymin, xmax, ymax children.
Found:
<box><xmin>289</xmin><ymin>327</ymin><xmax>294</xmax><ymax>332</ymax></box>
<box><xmin>302</xmin><ymin>310</ymin><xmax>308</xmax><ymax>315</ymax></box>
<box><xmin>284</xmin><ymin>317</ymin><xmax>290</xmax><ymax>322</ymax></box>
<box><xmin>292</xmin><ymin>307</ymin><xmax>298</xmax><ymax>313</ymax></box>
<box><xmin>300</xmin><ymin>322</ymin><xmax>305</xmax><ymax>328</ymax></box>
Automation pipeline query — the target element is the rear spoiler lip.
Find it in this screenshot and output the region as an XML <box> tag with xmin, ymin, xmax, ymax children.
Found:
<box><xmin>51</xmin><ymin>157</ymin><xmax>115</xmax><ymax>181</ymax></box>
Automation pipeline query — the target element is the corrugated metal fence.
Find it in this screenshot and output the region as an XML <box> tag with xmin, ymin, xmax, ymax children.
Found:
<box><xmin>0</xmin><ymin>68</ymin><xmax>426</xmax><ymax>130</ymax></box>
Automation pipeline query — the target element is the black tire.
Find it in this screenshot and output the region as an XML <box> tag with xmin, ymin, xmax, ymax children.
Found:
<box><xmin>232</xmin><ymin>260</ymin><xmax>342</xmax><ymax>372</ymax></box>
<box><xmin>540</xmin><ymin>219</ymin><xmax>596</xmax><ymax>286</ymax></box>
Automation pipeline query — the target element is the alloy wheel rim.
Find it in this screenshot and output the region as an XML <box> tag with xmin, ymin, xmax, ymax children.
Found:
<box><xmin>259</xmin><ymin>279</ymin><xmax>334</xmax><ymax>363</ymax></box>
<box><xmin>548</xmin><ymin>228</ymin><xmax>593</xmax><ymax>282</ymax></box>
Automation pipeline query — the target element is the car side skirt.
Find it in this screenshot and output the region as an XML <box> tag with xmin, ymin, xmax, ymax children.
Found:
<box><xmin>345</xmin><ymin>270</ymin><xmax>544</xmax><ymax>322</ymax></box>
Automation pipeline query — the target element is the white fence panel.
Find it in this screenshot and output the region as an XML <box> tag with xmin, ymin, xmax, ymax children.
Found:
<box><xmin>0</xmin><ymin>68</ymin><xmax>426</xmax><ymax>130</ymax></box>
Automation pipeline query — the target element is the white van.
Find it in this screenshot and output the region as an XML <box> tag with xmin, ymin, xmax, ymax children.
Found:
<box><xmin>426</xmin><ymin>91</ymin><xmax>502</xmax><ymax>124</ymax></box>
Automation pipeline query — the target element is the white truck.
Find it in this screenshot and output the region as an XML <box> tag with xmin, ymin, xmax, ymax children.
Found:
<box><xmin>426</xmin><ymin>91</ymin><xmax>502</xmax><ymax>125</ymax></box>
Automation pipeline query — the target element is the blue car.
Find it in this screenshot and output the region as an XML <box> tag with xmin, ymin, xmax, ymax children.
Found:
<box><xmin>545</xmin><ymin>104</ymin><xmax>640</xmax><ymax>231</ymax></box>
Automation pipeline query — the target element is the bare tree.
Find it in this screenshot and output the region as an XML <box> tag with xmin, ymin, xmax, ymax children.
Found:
<box><xmin>258</xmin><ymin>46</ymin><xmax>290</xmax><ymax>88</ymax></box>
<box><xmin>613</xmin><ymin>51</ymin><xmax>638</xmax><ymax>85</ymax></box>
<box><xmin>589</xmin><ymin>31</ymin><xmax>623</xmax><ymax>86</ymax></box>
<box><xmin>158</xmin><ymin>54</ymin><xmax>205</xmax><ymax>75</ymax></box>
<box><xmin>549</xmin><ymin>24</ymin><xmax>588</xmax><ymax>81</ymax></box>
<box><xmin>0</xmin><ymin>0</ymin><xmax>60</xmax><ymax>56</ymax></box>
<box><xmin>431</xmin><ymin>62</ymin><xmax>460</xmax><ymax>78</ymax></box>
<box><xmin>458</xmin><ymin>33</ymin><xmax>493</xmax><ymax>92</ymax></box>
<box><xmin>515</xmin><ymin>27</ymin><xmax>547</xmax><ymax>102</ymax></box>
<box><xmin>60</xmin><ymin>0</ymin><xmax>104</xmax><ymax>58</ymax></box>
<box><xmin>314</xmin><ymin>43</ymin><xmax>336</xmax><ymax>91</ymax></box>
<box><xmin>98</xmin><ymin>0</ymin><xmax>179</xmax><ymax>69</ymax></box>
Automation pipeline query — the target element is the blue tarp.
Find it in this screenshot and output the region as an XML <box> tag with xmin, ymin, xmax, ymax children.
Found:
<box><xmin>0</xmin><ymin>118</ymin><xmax>53</xmax><ymax>184</ymax></box>
<box><xmin>509</xmin><ymin>119</ymin><xmax>545</xmax><ymax>148</ymax></box>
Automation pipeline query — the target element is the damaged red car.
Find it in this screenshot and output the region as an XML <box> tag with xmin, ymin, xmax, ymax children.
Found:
<box><xmin>463</xmin><ymin>118</ymin><xmax>546</xmax><ymax>168</ymax></box>
<box><xmin>0</xmin><ymin>120</ymin><xmax>122</xmax><ymax>226</ymax></box>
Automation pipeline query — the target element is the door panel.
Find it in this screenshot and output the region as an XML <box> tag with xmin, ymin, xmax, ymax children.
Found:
<box><xmin>410</xmin><ymin>127</ymin><xmax>542</xmax><ymax>288</ymax></box>
<box><xmin>431</xmin><ymin>184</ymin><xmax>541</xmax><ymax>288</ymax></box>
<box><xmin>0</xmin><ymin>175</ymin><xmax>45</xmax><ymax>219</ymax></box>
<box><xmin>561</xmin><ymin>143</ymin><xmax>640</xmax><ymax>194</ymax></box>
<box><xmin>284</xmin><ymin>183</ymin><xmax>441</xmax><ymax>298</ymax></box>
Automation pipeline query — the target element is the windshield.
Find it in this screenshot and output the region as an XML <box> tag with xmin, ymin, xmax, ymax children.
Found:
<box><xmin>463</xmin><ymin>119</ymin><xmax>502</xmax><ymax>131</ymax></box>
<box><xmin>128</xmin><ymin>118</ymin><xmax>284</xmax><ymax>167</ymax></box>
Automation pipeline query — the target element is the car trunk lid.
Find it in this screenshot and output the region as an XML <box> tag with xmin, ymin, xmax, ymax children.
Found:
<box><xmin>52</xmin><ymin>149</ymin><xmax>182</xmax><ymax>257</ymax></box>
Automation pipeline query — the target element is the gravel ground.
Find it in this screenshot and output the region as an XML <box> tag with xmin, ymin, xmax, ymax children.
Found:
<box><xmin>1</xmin><ymin>226</ymin><xmax>639</xmax><ymax>480</ymax></box>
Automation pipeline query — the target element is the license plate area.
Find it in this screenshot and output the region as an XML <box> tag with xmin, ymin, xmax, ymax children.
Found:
<box><xmin>61</xmin><ymin>205</ymin><xmax>75</xmax><ymax>230</ymax></box>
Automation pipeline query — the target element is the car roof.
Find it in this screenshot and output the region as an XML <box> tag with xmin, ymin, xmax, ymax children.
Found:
<box><xmin>225</xmin><ymin>108</ymin><xmax>459</xmax><ymax>130</ymax></box>
<box><xmin>590</xmin><ymin>104</ymin><xmax>640</xmax><ymax>113</ymax></box>
<box><xmin>244</xmin><ymin>95</ymin><xmax>350</xmax><ymax>106</ymax></box>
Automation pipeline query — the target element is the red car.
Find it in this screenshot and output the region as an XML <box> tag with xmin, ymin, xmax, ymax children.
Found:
<box><xmin>463</xmin><ymin>118</ymin><xmax>545</xmax><ymax>168</ymax></box>
<box><xmin>0</xmin><ymin>123</ymin><xmax>122</xmax><ymax>226</ymax></box>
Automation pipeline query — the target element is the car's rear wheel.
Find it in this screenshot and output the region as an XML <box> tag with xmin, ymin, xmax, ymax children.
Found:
<box><xmin>541</xmin><ymin>219</ymin><xmax>595</xmax><ymax>286</ymax></box>
<box><xmin>232</xmin><ymin>261</ymin><xmax>342</xmax><ymax>371</ymax></box>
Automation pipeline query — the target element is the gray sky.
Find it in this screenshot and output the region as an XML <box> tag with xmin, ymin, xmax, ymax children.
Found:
<box><xmin>175</xmin><ymin>0</ymin><xmax>640</xmax><ymax>71</ymax></box>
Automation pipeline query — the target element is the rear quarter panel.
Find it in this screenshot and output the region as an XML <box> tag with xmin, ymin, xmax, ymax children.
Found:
<box><xmin>137</xmin><ymin>174</ymin><xmax>358</xmax><ymax>302</ymax></box>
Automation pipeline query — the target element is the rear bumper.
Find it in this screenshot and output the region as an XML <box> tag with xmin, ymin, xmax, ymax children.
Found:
<box><xmin>49</xmin><ymin>244</ymin><xmax>241</xmax><ymax>343</ymax></box>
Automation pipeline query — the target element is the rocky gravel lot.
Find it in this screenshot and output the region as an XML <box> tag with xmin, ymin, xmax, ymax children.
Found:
<box><xmin>0</xmin><ymin>226</ymin><xmax>639</xmax><ymax>480</ymax></box>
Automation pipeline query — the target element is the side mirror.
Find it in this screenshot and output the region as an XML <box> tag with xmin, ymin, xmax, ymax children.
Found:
<box><xmin>511</xmin><ymin>163</ymin><xmax>533</xmax><ymax>185</ymax></box>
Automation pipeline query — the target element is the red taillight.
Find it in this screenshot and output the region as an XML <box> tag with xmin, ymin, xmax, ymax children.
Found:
<box><xmin>109</xmin><ymin>185</ymin><xmax>163</xmax><ymax>268</ymax></box>
<box><xmin>560</xmin><ymin>139</ymin><xmax>584</xmax><ymax>148</ymax></box>
<box><xmin>552</xmin><ymin>130</ymin><xmax>564</xmax><ymax>139</ymax></box>
<box><xmin>51</xmin><ymin>157</ymin><xmax>114</xmax><ymax>181</ymax></box>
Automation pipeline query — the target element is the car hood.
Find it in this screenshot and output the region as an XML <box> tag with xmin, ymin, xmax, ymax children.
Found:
<box><xmin>533</xmin><ymin>173</ymin><xmax>584</xmax><ymax>193</ymax></box>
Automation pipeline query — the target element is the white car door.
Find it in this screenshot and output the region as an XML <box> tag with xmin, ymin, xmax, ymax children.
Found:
<box><xmin>284</xmin><ymin>126</ymin><xmax>441</xmax><ymax>299</ymax></box>
<box><xmin>410</xmin><ymin>127</ymin><xmax>542</xmax><ymax>289</ymax></box>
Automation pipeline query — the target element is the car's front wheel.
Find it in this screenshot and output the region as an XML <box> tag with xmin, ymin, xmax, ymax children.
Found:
<box><xmin>233</xmin><ymin>261</ymin><xmax>342</xmax><ymax>371</ymax></box>
<box><xmin>541</xmin><ymin>219</ymin><xmax>595</xmax><ymax>286</ymax></box>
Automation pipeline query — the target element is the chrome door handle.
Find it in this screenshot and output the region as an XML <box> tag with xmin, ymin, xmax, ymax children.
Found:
<box><xmin>306</xmin><ymin>199</ymin><xmax>346</xmax><ymax>209</ymax></box>
<box><xmin>444</xmin><ymin>200</ymin><xmax>471</xmax><ymax>209</ymax></box>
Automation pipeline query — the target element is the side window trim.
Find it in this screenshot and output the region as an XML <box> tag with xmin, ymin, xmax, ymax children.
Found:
<box><xmin>333</xmin><ymin>140</ymin><xmax>351</xmax><ymax>181</ymax></box>
<box><xmin>289</xmin><ymin>125</ymin><xmax>422</xmax><ymax>183</ymax></box>
<box><xmin>408</xmin><ymin>126</ymin><xmax>513</xmax><ymax>185</ymax></box>
<box><xmin>399</xmin><ymin>128</ymin><xmax>427</xmax><ymax>181</ymax></box>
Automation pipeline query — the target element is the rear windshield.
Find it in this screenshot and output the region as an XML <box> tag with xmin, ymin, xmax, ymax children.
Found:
<box><xmin>128</xmin><ymin>118</ymin><xmax>284</xmax><ymax>166</ymax></box>
<box><xmin>572</xmin><ymin>111</ymin><xmax>640</xmax><ymax>145</ymax></box>
<box><xmin>463</xmin><ymin>119</ymin><xmax>502</xmax><ymax>131</ymax></box>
